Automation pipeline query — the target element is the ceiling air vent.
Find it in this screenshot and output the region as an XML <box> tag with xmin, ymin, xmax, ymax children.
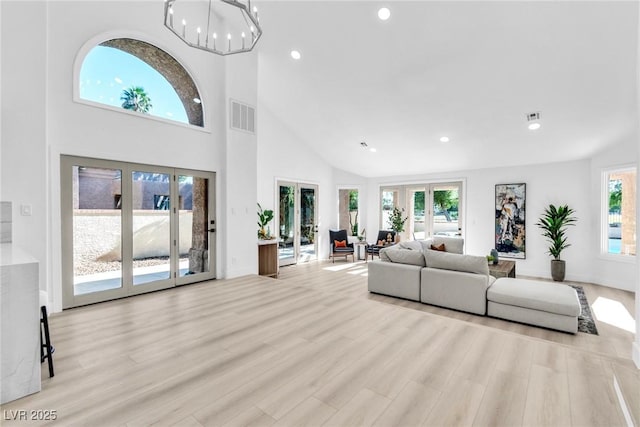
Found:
<box><xmin>526</xmin><ymin>112</ymin><xmax>540</xmax><ymax>121</ymax></box>
<box><xmin>230</xmin><ymin>99</ymin><xmax>256</xmax><ymax>134</ymax></box>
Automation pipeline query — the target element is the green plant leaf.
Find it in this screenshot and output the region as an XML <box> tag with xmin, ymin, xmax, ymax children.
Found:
<box><xmin>535</xmin><ymin>204</ymin><xmax>577</xmax><ymax>260</ymax></box>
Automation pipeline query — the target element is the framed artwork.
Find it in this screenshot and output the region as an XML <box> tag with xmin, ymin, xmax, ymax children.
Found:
<box><xmin>495</xmin><ymin>183</ymin><xmax>526</xmax><ymax>259</ymax></box>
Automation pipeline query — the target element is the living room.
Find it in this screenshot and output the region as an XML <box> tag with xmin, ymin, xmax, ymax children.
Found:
<box><xmin>1</xmin><ymin>0</ymin><xmax>639</xmax><ymax>425</ymax></box>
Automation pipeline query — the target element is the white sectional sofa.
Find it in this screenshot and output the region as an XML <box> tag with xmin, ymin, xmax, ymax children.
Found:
<box><xmin>367</xmin><ymin>237</ymin><xmax>581</xmax><ymax>333</ymax></box>
<box><xmin>367</xmin><ymin>237</ymin><xmax>496</xmax><ymax>315</ymax></box>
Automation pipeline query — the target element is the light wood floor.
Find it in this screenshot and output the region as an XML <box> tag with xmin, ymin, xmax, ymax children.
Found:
<box><xmin>2</xmin><ymin>260</ymin><xmax>638</xmax><ymax>426</ymax></box>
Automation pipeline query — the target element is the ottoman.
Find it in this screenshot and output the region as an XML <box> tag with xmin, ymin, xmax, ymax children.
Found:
<box><xmin>487</xmin><ymin>278</ymin><xmax>581</xmax><ymax>333</ymax></box>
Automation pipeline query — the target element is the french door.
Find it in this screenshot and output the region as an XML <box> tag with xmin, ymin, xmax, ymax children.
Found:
<box><xmin>429</xmin><ymin>182</ymin><xmax>462</xmax><ymax>238</ymax></box>
<box><xmin>61</xmin><ymin>156</ymin><xmax>216</xmax><ymax>308</ymax></box>
<box><xmin>277</xmin><ymin>181</ymin><xmax>318</xmax><ymax>266</ymax></box>
<box><xmin>405</xmin><ymin>182</ymin><xmax>463</xmax><ymax>240</ymax></box>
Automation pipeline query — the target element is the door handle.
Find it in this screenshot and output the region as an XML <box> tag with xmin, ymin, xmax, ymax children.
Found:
<box><xmin>208</xmin><ymin>228</ymin><xmax>215</xmax><ymax>232</ymax></box>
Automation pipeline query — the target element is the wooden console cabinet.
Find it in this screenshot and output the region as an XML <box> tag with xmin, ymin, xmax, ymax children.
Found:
<box><xmin>258</xmin><ymin>240</ymin><xmax>278</xmax><ymax>278</ymax></box>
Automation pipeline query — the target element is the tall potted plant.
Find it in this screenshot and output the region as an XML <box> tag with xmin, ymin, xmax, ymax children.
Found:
<box><xmin>387</xmin><ymin>206</ymin><xmax>408</xmax><ymax>242</ymax></box>
<box><xmin>535</xmin><ymin>204</ymin><xmax>577</xmax><ymax>281</ymax></box>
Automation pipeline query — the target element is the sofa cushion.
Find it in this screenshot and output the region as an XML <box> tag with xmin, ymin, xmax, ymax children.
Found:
<box><xmin>432</xmin><ymin>236</ymin><xmax>464</xmax><ymax>254</ymax></box>
<box><xmin>398</xmin><ymin>240</ymin><xmax>422</xmax><ymax>251</ymax></box>
<box><xmin>424</xmin><ymin>250</ymin><xmax>489</xmax><ymax>275</ymax></box>
<box><xmin>487</xmin><ymin>278</ymin><xmax>580</xmax><ymax>316</ymax></box>
<box><xmin>418</xmin><ymin>237</ymin><xmax>464</xmax><ymax>254</ymax></box>
<box><xmin>418</xmin><ymin>239</ymin><xmax>434</xmax><ymax>253</ymax></box>
<box><xmin>380</xmin><ymin>247</ymin><xmax>426</xmax><ymax>267</ymax></box>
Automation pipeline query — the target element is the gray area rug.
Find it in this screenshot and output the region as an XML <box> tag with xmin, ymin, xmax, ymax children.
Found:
<box><xmin>569</xmin><ymin>284</ymin><xmax>599</xmax><ymax>335</ymax></box>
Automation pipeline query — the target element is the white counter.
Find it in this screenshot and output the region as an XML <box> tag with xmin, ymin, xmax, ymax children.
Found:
<box><xmin>1</xmin><ymin>244</ymin><xmax>41</xmax><ymax>404</ymax></box>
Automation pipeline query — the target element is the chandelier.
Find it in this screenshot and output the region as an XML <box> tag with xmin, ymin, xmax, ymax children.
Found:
<box><xmin>164</xmin><ymin>0</ymin><xmax>262</xmax><ymax>56</ymax></box>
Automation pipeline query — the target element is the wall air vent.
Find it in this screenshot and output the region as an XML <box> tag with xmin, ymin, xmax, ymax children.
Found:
<box><xmin>230</xmin><ymin>99</ymin><xmax>256</xmax><ymax>134</ymax></box>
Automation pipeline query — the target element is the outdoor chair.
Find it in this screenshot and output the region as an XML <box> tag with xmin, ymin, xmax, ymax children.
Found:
<box><xmin>329</xmin><ymin>229</ymin><xmax>355</xmax><ymax>263</ymax></box>
<box><xmin>366</xmin><ymin>230</ymin><xmax>396</xmax><ymax>260</ymax></box>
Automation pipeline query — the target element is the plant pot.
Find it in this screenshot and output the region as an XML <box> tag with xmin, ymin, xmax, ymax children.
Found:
<box><xmin>490</xmin><ymin>249</ymin><xmax>499</xmax><ymax>265</ymax></box>
<box><xmin>550</xmin><ymin>259</ymin><xmax>565</xmax><ymax>282</ymax></box>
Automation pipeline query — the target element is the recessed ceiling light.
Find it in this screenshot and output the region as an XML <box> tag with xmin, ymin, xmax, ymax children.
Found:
<box><xmin>440</xmin><ymin>136</ymin><xmax>450</xmax><ymax>143</ymax></box>
<box><xmin>528</xmin><ymin>122</ymin><xmax>541</xmax><ymax>130</ymax></box>
<box><xmin>193</xmin><ymin>97</ymin><xmax>201</xmax><ymax>104</ymax></box>
<box><xmin>370</xmin><ymin>148</ymin><xmax>377</xmax><ymax>153</ymax></box>
<box><xmin>291</xmin><ymin>50</ymin><xmax>301</xmax><ymax>60</ymax></box>
<box><xmin>378</xmin><ymin>7</ymin><xmax>391</xmax><ymax>20</ymax></box>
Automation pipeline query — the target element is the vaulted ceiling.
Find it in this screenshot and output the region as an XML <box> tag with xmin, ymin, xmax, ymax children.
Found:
<box><xmin>257</xmin><ymin>1</ymin><xmax>638</xmax><ymax>177</ymax></box>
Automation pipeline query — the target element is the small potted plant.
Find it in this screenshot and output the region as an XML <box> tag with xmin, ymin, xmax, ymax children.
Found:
<box><xmin>535</xmin><ymin>204</ymin><xmax>577</xmax><ymax>281</ymax></box>
<box><xmin>257</xmin><ymin>203</ymin><xmax>274</xmax><ymax>240</ymax></box>
<box><xmin>387</xmin><ymin>207</ymin><xmax>408</xmax><ymax>242</ymax></box>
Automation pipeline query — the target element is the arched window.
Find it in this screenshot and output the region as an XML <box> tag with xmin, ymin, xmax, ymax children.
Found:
<box><xmin>79</xmin><ymin>38</ymin><xmax>203</xmax><ymax>127</ymax></box>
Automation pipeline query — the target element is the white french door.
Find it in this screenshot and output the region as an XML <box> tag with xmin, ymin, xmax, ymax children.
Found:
<box><xmin>277</xmin><ymin>181</ymin><xmax>318</xmax><ymax>267</ymax></box>
<box><xmin>428</xmin><ymin>182</ymin><xmax>463</xmax><ymax>238</ymax></box>
<box><xmin>61</xmin><ymin>156</ymin><xmax>216</xmax><ymax>308</ymax></box>
<box><xmin>385</xmin><ymin>181</ymin><xmax>464</xmax><ymax>241</ymax></box>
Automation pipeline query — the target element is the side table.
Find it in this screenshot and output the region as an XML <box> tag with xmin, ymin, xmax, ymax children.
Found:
<box><xmin>353</xmin><ymin>241</ymin><xmax>368</xmax><ymax>261</ymax></box>
<box><xmin>489</xmin><ymin>260</ymin><xmax>516</xmax><ymax>278</ymax></box>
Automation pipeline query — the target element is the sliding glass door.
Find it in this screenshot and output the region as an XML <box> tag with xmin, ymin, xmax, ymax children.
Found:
<box><xmin>61</xmin><ymin>156</ymin><xmax>216</xmax><ymax>308</ymax></box>
<box><xmin>70</xmin><ymin>163</ymin><xmax>124</xmax><ymax>297</ymax></box>
<box><xmin>131</xmin><ymin>168</ymin><xmax>173</xmax><ymax>287</ymax></box>
<box><xmin>277</xmin><ymin>181</ymin><xmax>318</xmax><ymax>266</ymax></box>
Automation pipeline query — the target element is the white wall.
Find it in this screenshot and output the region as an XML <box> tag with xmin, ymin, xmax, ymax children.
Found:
<box><xmin>256</xmin><ymin>104</ymin><xmax>334</xmax><ymax>258</ymax></box>
<box><xmin>224</xmin><ymin>53</ymin><xmax>259</xmax><ymax>277</ymax></box>
<box><xmin>1</xmin><ymin>1</ymin><xmax>48</xmax><ymax>295</ymax></box>
<box><xmin>365</xmin><ymin>159</ymin><xmax>606</xmax><ymax>285</ymax></box>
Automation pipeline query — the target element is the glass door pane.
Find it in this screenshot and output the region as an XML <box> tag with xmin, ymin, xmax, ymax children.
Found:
<box><xmin>278</xmin><ymin>183</ymin><xmax>296</xmax><ymax>266</ymax></box>
<box><xmin>177</xmin><ymin>174</ymin><xmax>211</xmax><ymax>279</ymax></box>
<box><xmin>299</xmin><ymin>185</ymin><xmax>317</xmax><ymax>261</ymax></box>
<box><xmin>381</xmin><ymin>189</ymin><xmax>398</xmax><ymax>230</ymax></box>
<box><xmin>131</xmin><ymin>171</ymin><xmax>172</xmax><ymax>285</ymax></box>
<box><xmin>431</xmin><ymin>184</ymin><xmax>461</xmax><ymax>237</ymax></box>
<box><xmin>72</xmin><ymin>165</ymin><xmax>123</xmax><ymax>296</ymax></box>
<box><xmin>409</xmin><ymin>189</ymin><xmax>426</xmax><ymax>240</ymax></box>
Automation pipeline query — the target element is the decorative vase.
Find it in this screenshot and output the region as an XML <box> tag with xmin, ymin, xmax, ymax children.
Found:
<box><xmin>490</xmin><ymin>249</ymin><xmax>499</xmax><ymax>265</ymax></box>
<box><xmin>551</xmin><ymin>259</ymin><xmax>566</xmax><ymax>281</ymax></box>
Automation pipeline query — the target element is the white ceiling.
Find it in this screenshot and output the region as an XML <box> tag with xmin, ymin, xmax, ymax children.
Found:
<box><xmin>256</xmin><ymin>1</ymin><xmax>638</xmax><ymax>178</ymax></box>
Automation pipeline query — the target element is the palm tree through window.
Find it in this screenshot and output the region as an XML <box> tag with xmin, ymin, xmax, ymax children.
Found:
<box><xmin>78</xmin><ymin>38</ymin><xmax>203</xmax><ymax>127</ymax></box>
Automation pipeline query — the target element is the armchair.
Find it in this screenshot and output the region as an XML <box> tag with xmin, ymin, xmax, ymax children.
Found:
<box><xmin>329</xmin><ymin>229</ymin><xmax>355</xmax><ymax>263</ymax></box>
<box><xmin>366</xmin><ymin>230</ymin><xmax>396</xmax><ymax>260</ymax></box>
